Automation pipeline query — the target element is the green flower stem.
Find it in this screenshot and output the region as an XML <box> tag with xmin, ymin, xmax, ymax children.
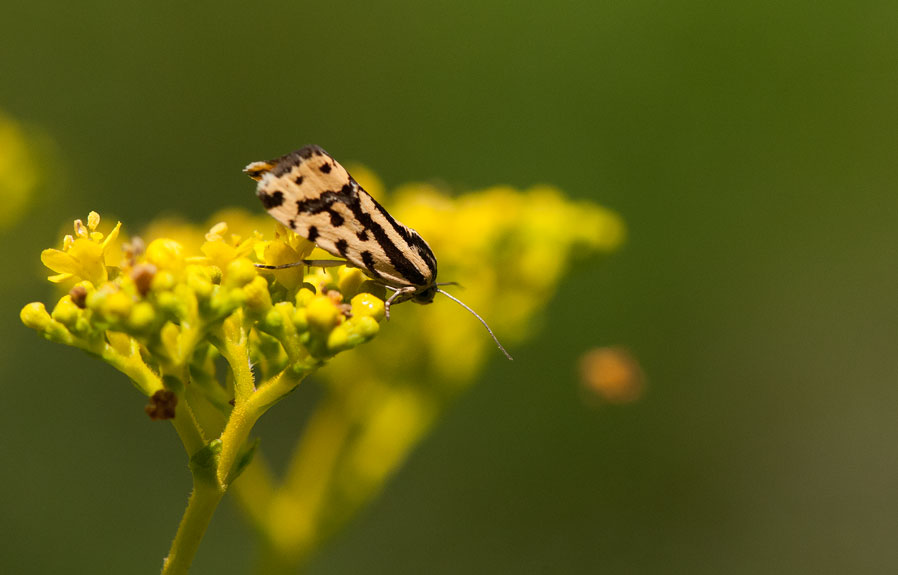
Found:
<box><xmin>171</xmin><ymin>398</ymin><xmax>207</xmax><ymax>457</ymax></box>
<box><xmin>217</xmin><ymin>368</ymin><xmax>305</xmax><ymax>487</ymax></box>
<box><xmin>81</xmin><ymin>336</ymin><xmax>163</xmax><ymax>397</ymax></box>
<box><xmin>161</xmin><ymin>312</ymin><xmax>310</xmax><ymax>575</ymax></box>
<box><xmin>161</xmin><ymin>481</ymin><xmax>224</xmax><ymax>575</ymax></box>
<box><xmin>162</xmin><ymin>367</ymin><xmax>306</xmax><ymax>574</ymax></box>
<box><xmin>216</xmin><ymin>402</ymin><xmax>257</xmax><ymax>488</ymax></box>
<box><xmin>214</xmin><ymin>313</ymin><xmax>255</xmax><ymax>405</ymax></box>
<box><xmin>250</xmin><ymin>367</ymin><xmax>311</xmax><ymax>413</ymax></box>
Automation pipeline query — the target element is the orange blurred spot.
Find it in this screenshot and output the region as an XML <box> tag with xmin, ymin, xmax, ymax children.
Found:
<box><xmin>579</xmin><ymin>347</ymin><xmax>645</xmax><ymax>405</ymax></box>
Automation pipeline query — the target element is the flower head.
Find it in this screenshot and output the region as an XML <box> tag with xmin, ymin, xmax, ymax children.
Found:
<box><xmin>40</xmin><ymin>211</ymin><xmax>121</xmax><ymax>286</ymax></box>
<box><xmin>24</xmin><ymin>212</ymin><xmax>384</xmax><ymax>403</ymax></box>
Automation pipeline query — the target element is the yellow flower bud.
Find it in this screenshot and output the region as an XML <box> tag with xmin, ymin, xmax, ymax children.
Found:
<box><xmin>243</xmin><ymin>276</ymin><xmax>273</xmax><ymax>313</ymax></box>
<box><xmin>338</xmin><ymin>267</ymin><xmax>366</xmax><ymax>298</ymax></box>
<box><xmin>151</xmin><ymin>270</ymin><xmax>177</xmax><ymax>292</ymax></box>
<box><xmin>103</xmin><ymin>290</ymin><xmax>133</xmax><ymax>320</ymax></box>
<box><xmin>20</xmin><ymin>302</ymin><xmax>51</xmax><ymax>331</ymax></box>
<box><xmin>51</xmin><ymin>296</ymin><xmax>82</xmax><ymax>327</ymax></box>
<box><xmin>350</xmin><ymin>293</ymin><xmax>385</xmax><ymax>322</ymax></box>
<box><xmin>292</xmin><ymin>308</ymin><xmax>308</xmax><ymax>331</ymax></box>
<box><xmin>146</xmin><ymin>238</ymin><xmax>185</xmax><ymax>272</ymax></box>
<box><xmin>350</xmin><ymin>315</ymin><xmax>380</xmax><ymax>339</ymax></box>
<box><xmin>306</xmin><ymin>295</ymin><xmax>340</xmax><ymax>331</ymax></box>
<box><xmin>128</xmin><ymin>302</ymin><xmax>157</xmax><ymax>331</ymax></box>
<box><xmin>155</xmin><ymin>291</ymin><xmax>182</xmax><ymax>317</ymax></box>
<box><xmin>187</xmin><ymin>269</ymin><xmax>214</xmax><ymax>299</ymax></box>
<box><xmin>327</xmin><ymin>324</ymin><xmax>350</xmax><ymax>351</ymax></box>
<box><xmin>295</xmin><ymin>287</ymin><xmax>316</xmax><ymax>307</ymax></box>
<box><xmin>224</xmin><ymin>257</ymin><xmax>257</xmax><ymax>288</ymax></box>
<box><xmin>160</xmin><ymin>322</ymin><xmax>181</xmax><ymax>362</ymax></box>
<box><xmin>264</xmin><ymin>307</ymin><xmax>285</xmax><ymax>331</ymax></box>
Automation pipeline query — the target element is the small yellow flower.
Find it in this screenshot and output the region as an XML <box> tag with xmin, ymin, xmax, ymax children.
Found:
<box><xmin>146</xmin><ymin>238</ymin><xmax>185</xmax><ymax>273</ymax></box>
<box><xmin>40</xmin><ymin>211</ymin><xmax>121</xmax><ymax>285</ymax></box>
<box><xmin>201</xmin><ymin>221</ymin><xmax>259</xmax><ymax>272</ymax></box>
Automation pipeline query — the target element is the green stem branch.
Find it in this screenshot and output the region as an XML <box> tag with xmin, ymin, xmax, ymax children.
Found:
<box><xmin>161</xmin><ymin>482</ymin><xmax>224</xmax><ymax>575</ymax></box>
<box><xmin>171</xmin><ymin>399</ymin><xmax>207</xmax><ymax>456</ymax></box>
<box><xmin>217</xmin><ymin>368</ymin><xmax>305</xmax><ymax>487</ymax></box>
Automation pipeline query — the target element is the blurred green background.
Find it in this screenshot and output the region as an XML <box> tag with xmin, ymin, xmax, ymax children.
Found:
<box><xmin>3</xmin><ymin>1</ymin><xmax>897</xmax><ymax>573</ymax></box>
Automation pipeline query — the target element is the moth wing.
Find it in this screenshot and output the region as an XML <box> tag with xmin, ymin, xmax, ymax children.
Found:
<box><xmin>248</xmin><ymin>145</ymin><xmax>437</xmax><ymax>289</ymax></box>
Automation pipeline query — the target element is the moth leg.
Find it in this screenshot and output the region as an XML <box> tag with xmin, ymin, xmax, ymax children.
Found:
<box><xmin>302</xmin><ymin>259</ymin><xmax>348</xmax><ymax>269</ymax></box>
<box><xmin>255</xmin><ymin>259</ymin><xmax>347</xmax><ymax>270</ymax></box>
<box><xmin>383</xmin><ymin>286</ymin><xmax>418</xmax><ymax>321</ymax></box>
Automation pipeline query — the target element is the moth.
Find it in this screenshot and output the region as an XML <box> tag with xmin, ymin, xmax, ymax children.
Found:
<box><xmin>244</xmin><ymin>145</ymin><xmax>512</xmax><ymax>360</ymax></box>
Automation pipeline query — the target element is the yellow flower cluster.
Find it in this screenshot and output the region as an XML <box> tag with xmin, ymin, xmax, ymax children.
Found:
<box><xmin>22</xmin><ymin>211</ymin><xmax>383</xmax><ymax>403</ymax></box>
<box><xmin>20</xmin><ymin>168</ymin><xmax>624</xmax><ymax>573</ymax></box>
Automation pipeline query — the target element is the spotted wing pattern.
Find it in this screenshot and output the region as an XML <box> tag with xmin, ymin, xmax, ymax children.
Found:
<box><xmin>245</xmin><ymin>145</ymin><xmax>437</xmax><ymax>291</ymax></box>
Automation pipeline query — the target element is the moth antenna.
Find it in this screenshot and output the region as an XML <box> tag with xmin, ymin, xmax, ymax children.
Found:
<box><xmin>436</xmin><ymin>289</ymin><xmax>513</xmax><ymax>361</ymax></box>
<box><xmin>436</xmin><ymin>281</ymin><xmax>464</xmax><ymax>289</ymax></box>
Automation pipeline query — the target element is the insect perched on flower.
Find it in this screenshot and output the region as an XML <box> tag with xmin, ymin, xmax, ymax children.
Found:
<box><xmin>244</xmin><ymin>145</ymin><xmax>512</xmax><ymax>360</ymax></box>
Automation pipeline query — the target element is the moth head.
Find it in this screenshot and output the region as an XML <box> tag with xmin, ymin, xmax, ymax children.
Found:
<box><xmin>243</xmin><ymin>160</ymin><xmax>275</xmax><ymax>182</ymax></box>
<box><xmin>412</xmin><ymin>285</ymin><xmax>438</xmax><ymax>305</ymax></box>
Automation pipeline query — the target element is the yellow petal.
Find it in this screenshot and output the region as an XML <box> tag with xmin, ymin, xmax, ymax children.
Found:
<box><xmin>41</xmin><ymin>248</ymin><xmax>80</xmax><ymax>275</ymax></box>
<box><xmin>101</xmin><ymin>221</ymin><xmax>122</xmax><ymax>250</ymax></box>
<box><xmin>201</xmin><ymin>239</ymin><xmax>238</xmax><ymax>271</ymax></box>
<box><xmin>233</xmin><ymin>234</ymin><xmax>258</xmax><ymax>259</ymax></box>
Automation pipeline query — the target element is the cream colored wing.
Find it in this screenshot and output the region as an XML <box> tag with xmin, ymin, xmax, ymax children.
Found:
<box><xmin>246</xmin><ymin>145</ymin><xmax>437</xmax><ymax>290</ymax></box>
